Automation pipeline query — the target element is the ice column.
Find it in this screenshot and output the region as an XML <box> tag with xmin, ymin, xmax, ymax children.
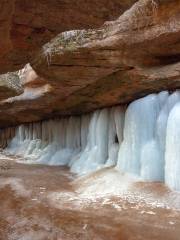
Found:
<box><xmin>70</xmin><ymin>109</ymin><xmax>110</xmax><ymax>174</ymax></box>
<box><xmin>165</xmin><ymin>102</ymin><xmax>180</xmax><ymax>190</ymax></box>
<box><xmin>70</xmin><ymin>107</ymin><xmax>125</xmax><ymax>174</ymax></box>
<box><xmin>106</xmin><ymin>106</ymin><xmax>125</xmax><ymax>166</ymax></box>
<box><xmin>117</xmin><ymin>94</ymin><xmax>161</xmax><ymax>175</ymax></box>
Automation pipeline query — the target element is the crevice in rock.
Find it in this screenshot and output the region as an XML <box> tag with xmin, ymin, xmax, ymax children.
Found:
<box><xmin>155</xmin><ymin>54</ymin><xmax>180</xmax><ymax>65</ymax></box>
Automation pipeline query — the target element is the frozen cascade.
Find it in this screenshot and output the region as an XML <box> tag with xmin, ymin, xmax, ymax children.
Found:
<box><xmin>70</xmin><ymin>107</ymin><xmax>125</xmax><ymax>174</ymax></box>
<box><xmin>4</xmin><ymin>107</ymin><xmax>125</xmax><ymax>174</ymax></box>
<box><xmin>117</xmin><ymin>93</ymin><xmax>161</xmax><ymax>175</ymax></box>
<box><xmin>2</xmin><ymin>90</ymin><xmax>180</xmax><ymax>190</ymax></box>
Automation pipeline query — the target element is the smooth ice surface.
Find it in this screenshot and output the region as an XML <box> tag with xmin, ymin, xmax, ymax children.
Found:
<box><xmin>141</xmin><ymin>140</ymin><xmax>163</xmax><ymax>181</ymax></box>
<box><xmin>117</xmin><ymin>93</ymin><xmax>161</xmax><ymax>175</ymax></box>
<box><xmin>116</xmin><ymin>90</ymin><xmax>180</xmax><ymax>188</ymax></box>
<box><xmin>3</xmin><ymin>90</ymin><xmax>180</xmax><ymax>191</ymax></box>
<box><xmin>165</xmin><ymin>102</ymin><xmax>180</xmax><ymax>190</ymax></box>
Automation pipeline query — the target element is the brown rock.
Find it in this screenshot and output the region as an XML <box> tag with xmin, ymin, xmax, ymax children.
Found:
<box><xmin>0</xmin><ymin>0</ymin><xmax>136</xmax><ymax>73</ymax></box>
<box><xmin>0</xmin><ymin>0</ymin><xmax>180</xmax><ymax>127</ymax></box>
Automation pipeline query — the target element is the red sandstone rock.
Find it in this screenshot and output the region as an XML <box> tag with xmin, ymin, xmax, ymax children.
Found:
<box><xmin>0</xmin><ymin>0</ymin><xmax>136</xmax><ymax>73</ymax></box>
<box><xmin>0</xmin><ymin>0</ymin><xmax>180</xmax><ymax>127</ymax></box>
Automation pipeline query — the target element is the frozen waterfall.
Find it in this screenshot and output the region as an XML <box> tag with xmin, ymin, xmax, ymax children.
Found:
<box><xmin>2</xmin><ymin>90</ymin><xmax>180</xmax><ymax>191</ymax></box>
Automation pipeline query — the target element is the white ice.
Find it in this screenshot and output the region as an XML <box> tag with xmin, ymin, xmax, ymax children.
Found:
<box><xmin>3</xmin><ymin>90</ymin><xmax>180</xmax><ymax>191</ymax></box>
<box><xmin>165</xmin><ymin>102</ymin><xmax>180</xmax><ymax>190</ymax></box>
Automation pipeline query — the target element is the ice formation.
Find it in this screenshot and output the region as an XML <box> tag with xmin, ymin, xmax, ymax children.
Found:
<box><xmin>4</xmin><ymin>107</ymin><xmax>124</xmax><ymax>175</ymax></box>
<box><xmin>2</xmin><ymin>90</ymin><xmax>180</xmax><ymax>191</ymax></box>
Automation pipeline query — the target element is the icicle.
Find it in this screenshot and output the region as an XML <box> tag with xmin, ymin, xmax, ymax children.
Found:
<box><xmin>70</xmin><ymin>109</ymin><xmax>110</xmax><ymax>174</ymax></box>
<box><xmin>106</xmin><ymin>107</ymin><xmax>125</xmax><ymax>167</ymax></box>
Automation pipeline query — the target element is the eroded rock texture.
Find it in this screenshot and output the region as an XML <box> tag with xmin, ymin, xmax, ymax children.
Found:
<box><xmin>0</xmin><ymin>0</ymin><xmax>136</xmax><ymax>73</ymax></box>
<box><xmin>0</xmin><ymin>0</ymin><xmax>180</xmax><ymax>127</ymax></box>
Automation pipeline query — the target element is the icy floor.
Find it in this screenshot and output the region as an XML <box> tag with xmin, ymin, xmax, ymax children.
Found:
<box><xmin>48</xmin><ymin>167</ymin><xmax>180</xmax><ymax>212</ymax></box>
<box><xmin>1</xmin><ymin>151</ymin><xmax>180</xmax><ymax>211</ymax></box>
<box><xmin>1</xmin><ymin>155</ymin><xmax>180</xmax><ymax>240</ymax></box>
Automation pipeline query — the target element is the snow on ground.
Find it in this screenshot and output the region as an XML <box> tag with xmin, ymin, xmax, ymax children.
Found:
<box><xmin>0</xmin><ymin>177</ymin><xmax>31</xmax><ymax>197</ymax></box>
<box><xmin>46</xmin><ymin>167</ymin><xmax>180</xmax><ymax>212</ymax></box>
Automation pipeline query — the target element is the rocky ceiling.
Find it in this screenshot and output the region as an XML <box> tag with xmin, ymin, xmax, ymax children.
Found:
<box><xmin>0</xmin><ymin>0</ymin><xmax>180</xmax><ymax>127</ymax></box>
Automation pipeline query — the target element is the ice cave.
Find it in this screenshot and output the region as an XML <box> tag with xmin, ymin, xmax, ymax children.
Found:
<box><xmin>1</xmin><ymin>0</ymin><xmax>180</xmax><ymax>238</ymax></box>
<box><xmin>1</xmin><ymin>90</ymin><xmax>180</xmax><ymax>191</ymax></box>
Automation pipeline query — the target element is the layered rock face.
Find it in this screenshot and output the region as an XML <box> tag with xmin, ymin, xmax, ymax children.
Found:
<box><xmin>0</xmin><ymin>0</ymin><xmax>180</xmax><ymax>127</ymax></box>
<box><xmin>0</xmin><ymin>0</ymin><xmax>136</xmax><ymax>73</ymax></box>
